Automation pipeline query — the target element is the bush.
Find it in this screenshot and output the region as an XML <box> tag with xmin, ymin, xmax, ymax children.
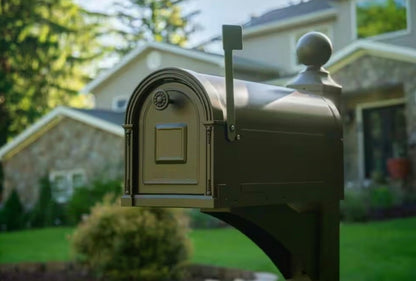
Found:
<box><xmin>0</xmin><ymin>189</ymin><xmax>26</xmax><ymax>231</ymax></box>
<box><xmin>71</xmin><ymin>198</ymin><xmax>190</xmax><ymax>281</ymax></box>
<box><xmin>341</xmin><ymin>185</ymin><xmax>408</xmax><ymax>222</ymax></box>
<box><xmin>369</xmin><ymin>185</ymin><xmax>403</xmax><ymax>209</ymax></box>
<box><xmin>341</xmin><ymin>188</ymin><xmax>370</xmax><ymax>222</ymax></box>
<box><xmin>66</xmin><ymin>179</ymin><xmax>122</xmax><ymax>225</ymax></box>
<box><xmin>29</xmin><ymin>177</ymin><xmax>66</xmax><ymax>227</ymax></box>
<box><xmin>0</xmin><ymin>162</ymin><xmax>4</xmax><ymax>202</ymax></box>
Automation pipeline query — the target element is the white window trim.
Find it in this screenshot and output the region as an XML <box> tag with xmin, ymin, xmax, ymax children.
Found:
<box><xmin>290</xmin><ymin>25</ymin><xmax>334</xmax><ymax>71</ymax></box>
<box><xmin>351</xmin><ymin>0</ymin><xmax>412</xmax><ymax>41</ymax></box>
<box><xmin>355</xmin><ymin>98</ymin><xmax>406</xmax><ymax>185</ymax></box>
<box><xmin>49</xmin><ymin>169</ymin><xmax>87</xmax><ymax>203</ymax></box>
<box><xmin>112</xmin><ymin>96</ymin><xmax>129</xmax><ymax>112</ymax></box>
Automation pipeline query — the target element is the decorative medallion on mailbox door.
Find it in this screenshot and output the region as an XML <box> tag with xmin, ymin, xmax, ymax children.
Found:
<box><xmin>153</xmin><ymin>90</ymin><xmax>169</xmax><ymax>110</ymax></box>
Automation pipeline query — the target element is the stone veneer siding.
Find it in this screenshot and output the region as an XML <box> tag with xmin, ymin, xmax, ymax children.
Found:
<box><xmin>332</xmin><ymin>55</ymin><xmax>416</xmax><ymax>187</ymax></box>
<box><xmin>2</xmin><ymin>117</ymin><xmax>124</xmax><ymax>209</ymax></box>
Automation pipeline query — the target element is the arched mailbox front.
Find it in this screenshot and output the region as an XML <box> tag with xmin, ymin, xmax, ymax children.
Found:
<box><xmin>122</xmin><ymin>28</ymin><xmax>343</xmax><ymax>281</ymax></box>
<box><xmin>122</xmin><ymin>68</ymin><xmax>342</xmax><ymax>208</ymax></box>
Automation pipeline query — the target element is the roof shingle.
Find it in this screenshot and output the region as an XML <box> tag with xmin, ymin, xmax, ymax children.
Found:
<box><xmin>244</xmin><ymin>0</ymin><xmax>334</xmax><ymax>29</ymax></box>
<box><xmin>72</xmin><ymin>108</ymin><xmax>125</xmax><ymax>126</ymax></box>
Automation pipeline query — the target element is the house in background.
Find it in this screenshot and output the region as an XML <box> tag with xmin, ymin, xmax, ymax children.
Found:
<box><xmin>0</xmin><ymin>107</ymin><xmax>124</xmax><ymax>208</ymax></box>
<box><xmin>1</xmin><ymin>0</ymin><xmax>416</xmax><ymax>208</ymax></box>
<box><xmin>0</xmin><ymin>42</ymin><xmax>279</xmax><ymax>208</ymax></box>
<box><xmin>222</xmin><ymin>0</ymin><xmax>416</xmax><ymax>188</ymax></box>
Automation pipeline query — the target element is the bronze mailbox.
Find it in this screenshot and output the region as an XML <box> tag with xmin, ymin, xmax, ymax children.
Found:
<box><xmin>122</xmin><ymin>67</ymin><xmax>342</xmax><ymax>208</ymax></box>
<box><xmin>122</xmin><ymin>28</ymin><xmax>343</xmax><ymax>281</ymax></box>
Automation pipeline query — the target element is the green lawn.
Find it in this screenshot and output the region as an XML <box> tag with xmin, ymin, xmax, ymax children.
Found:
<box><xmin>0</xmin><ymin>227</ymin><xmax>73</xmax><ymax>263</ymax></box>
<box><xmin>1</xmin><ymin>217</ymin><xmax>416</xmax><ymax>281</ymax></box>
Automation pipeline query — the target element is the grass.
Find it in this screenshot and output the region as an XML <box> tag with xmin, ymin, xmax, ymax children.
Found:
<box><xmin>0</xmin><ymin>227</ymin><xmax>73</xmax><ymax>263</ymax></box>
<box><xmin>1</xmin><ymin>217</ymin><xmax>416</xmax><ymax>280</ymax></box>
<box><xmin>340</xmin><ymin>218</ymin><xmax>416</xmax><ymax>281</ymax></box>
<box><xmin>189</xmin><ymin>227</ymin><xmax>278</xmax><ymax>273</ymax></box>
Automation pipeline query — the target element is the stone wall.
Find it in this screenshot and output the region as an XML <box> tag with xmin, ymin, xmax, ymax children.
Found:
<box><xmin>2</xmin><ymin>117</ymin><xmax>124</xmax><ymax>209</ymax></box>
<box><xmin>332</xmin><ymin>55</ymin><xmax>416</xmax><ymax>187</ymax></box>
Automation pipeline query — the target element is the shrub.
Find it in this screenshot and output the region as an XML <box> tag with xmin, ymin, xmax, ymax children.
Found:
<box><xmin>0</xmin><ymin>162</ymin><xmax>4</xmax><ymax>202</ymax></box>
<box><xmin>29</xmin><ymin>177</ymin><xmax>66</xmax><ymax>227</ymax></box>
<box><xmin>402</xmin><ymin>190</ymin><xmax>416</xmax><ymax>205</ymax></box>
<box><xmin>341</xmin><ymin>188</ymin><xmax>370</xmax><ymax>222</ymax></box>
<box><xmin>71</xmin><ymin>198</ymin><xmax>190</xmax><ymax>281</ymax></box>
<box><xmin>369</xmin><ymin>185</ymin><xmax>403</xmax><ymax>209</ymax></box>
<box><xmin>0</xmin><ymin>189</ymin><xmax>26</xmax><ymax>231</ymax></box>
<box><xmin>66</xmin><ymin>179</ymin><xmax>122</xmax><ymax>225</ymax></box>
<box><xmin>341</xmin><ymin>185</ymin><xmax>408</xmax><ymax>222</ymax></box>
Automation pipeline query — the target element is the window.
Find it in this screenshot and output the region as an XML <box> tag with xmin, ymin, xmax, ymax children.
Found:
<box><xmin>112</xmin><ymin>96</ymin><xmax>128</xmax><ymax>112</ymax></box>
<box><xmin>49</xmin><ymin>169</ymin><xmax>86</xmax><ymax>203</ymax></box>
<box><xmin>355</xmin><ymin>0</ymin><xmax>408</xmax><ymax>39</ymax></box>
<box><xmin>362</xmin><ymin>104</ymin><xmax>406</xmax><ymax>178</ymax></box>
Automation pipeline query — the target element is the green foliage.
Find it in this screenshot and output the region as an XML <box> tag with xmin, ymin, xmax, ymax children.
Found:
<box><xmin>29</xmin><ymin>177</ymin><xmax>66</xmax><ymax>228</ymax></box>
<box><xmin>369</xmin><ymin>185</ymin><xmax>403</xmax><ymax>209</ymax></box>
<box><xmin>0</xmin><ymin>0</ymin><xmax>110</xmax><ymax>146</ymax></box>
<box><xmin>71</xmin><ymin>200</ymin><xmax>190</xmax><ymax>281</ymax></box>
<box><xmin>402</xmin><ymin>190</ymin><xmax>416</xmax><ymax>204</ymax></box>
<box><xmin>0</xmin><ymin>162</ymin><xmax>4</xmax><ymax>197</ymax></box>
<box><xmin>341</xmin><ymin>188</ymin><xmax>370</xmax><ymax>222</ymax></box>
<box><xmin>114</xmin><ymin>0</ymin><xmax>199</xmax><ymax>54</ymax></box>
<box><xmin>356</xmin><ymin>0</ymin><xmax>407</xmax><ymax>38</ymax></box>
<box><xmin>0</xmin><ymin>189</ymin><xmax>26</xmax><ymax>231</ymax></box>
<box><xmin>66</xmin><ymin>179</ymin><xmax>122</xmax><ymax>225</ymax></box>
<box><xmin>341</xmin><ymin>185</ymin><xmax>408</xmax><ymax>222</ymax></box>
<box><xmin>188</xmin><ymin>209</ymin><xmax>227</xmax><ymax>229</ymax></box>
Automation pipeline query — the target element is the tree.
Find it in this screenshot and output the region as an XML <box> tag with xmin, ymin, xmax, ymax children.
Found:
<box><xmin>356</xmin><ymin>0</ymin><xmax>407</xmax><ymax>38</ymax></box>
<box><xmin>0</xmin><ymin>189</ymin><xmax>25</xmax><ymax>231</ymax></box>
<box><xmin>114</xmin><ymin>0</ymin><xmax>199</xmax><ymax>55</ymax></box>
<box><xmin>0</xmin><ymin>0</ymin><xmax>109</xmax><ymax>146</ymax></box>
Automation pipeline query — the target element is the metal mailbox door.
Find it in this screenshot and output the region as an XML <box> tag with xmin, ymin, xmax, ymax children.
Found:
<box><xmin>138</xmin><ymin>82</ymin><xmax>208</xmax><ymax>194</ymax></box>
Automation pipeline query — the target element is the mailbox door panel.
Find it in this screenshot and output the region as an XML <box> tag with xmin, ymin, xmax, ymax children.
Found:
<box><xmin>139</xmin><ymin>83</ymin><xmax>208</xmax><ymax>194</ymax></box>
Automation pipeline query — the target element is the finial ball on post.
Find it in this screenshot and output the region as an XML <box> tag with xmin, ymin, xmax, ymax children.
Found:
<box><xmin>296</xmin><ymin>32</ymin><xmax>333</xmax><ymax>68</ymax></box>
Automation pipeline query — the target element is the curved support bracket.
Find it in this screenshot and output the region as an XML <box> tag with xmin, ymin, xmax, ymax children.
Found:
<box><xmin>203</xmin><ymin>202</ymin><xmax>339</xmax><ymax>281</ymax></box>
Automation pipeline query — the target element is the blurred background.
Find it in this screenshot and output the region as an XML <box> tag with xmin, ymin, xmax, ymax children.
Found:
<box><xmin>1</xmin><ymin>0</ymin><xmax>416</xmax><ymax>280</ymax></box>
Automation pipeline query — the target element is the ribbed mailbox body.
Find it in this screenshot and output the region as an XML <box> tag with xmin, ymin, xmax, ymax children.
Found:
<box><xmin>121</xmin><ymin>67</ymin><xmax>343</xmax><ymax>209</ymax></box>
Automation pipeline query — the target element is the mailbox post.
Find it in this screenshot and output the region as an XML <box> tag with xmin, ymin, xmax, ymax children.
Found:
<box><xmin>122</xmin><ymin>27</ymin><xmax>343</xmax><ymax>281</ymax></box>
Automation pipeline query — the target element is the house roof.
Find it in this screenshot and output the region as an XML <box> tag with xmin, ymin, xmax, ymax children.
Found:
<box><xmin>72</xmin><ymin>108</ymin><xmax>125</xmax><ymax>126</ymax></box>
<box><xmin>242</xmin><ymin>0</ymin><xmax>337</xmax><ymax>38</ymax></box>
<box><xmin>0</xmin><ymin>107</ymin><xmax>124</xmax><ymax>161</ymax></box>
<box><xmin>82</xmin><ymin>41</ymin><xmax>280</xmax><ymax>94</ymax></box>
<box><xmin>197</xmin><ymin>0</ymin><xmax>337</xmax><ymax>47</ymax></box>
<box><xmin>244</xmin><ymin>0</ymin><xmax>334</xmax><ymax>29</ymax></box>
<box><xmin>328</xmin><ymin>40</ymin><xmax>416</xmax><ymax>73</ymax></box>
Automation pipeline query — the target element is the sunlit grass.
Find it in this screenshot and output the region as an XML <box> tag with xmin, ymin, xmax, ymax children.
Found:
<box><xmin>1</xmin><ymin>217</ymin><xmax>416</xmax><ymax>281</ymax></box>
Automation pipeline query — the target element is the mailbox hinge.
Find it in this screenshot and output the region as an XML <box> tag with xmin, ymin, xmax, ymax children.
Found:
<box><xmin>207</xmin><ymin>179</ymin><xmax>212</xmax><ymax>195</ymax></box>
<box><xmin>206</xmin><ymin>126</ymin><xmax>212</xmax><ymax>145</ymax></box>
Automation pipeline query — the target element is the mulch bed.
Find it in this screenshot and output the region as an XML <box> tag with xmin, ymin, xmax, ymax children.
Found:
<box><xmin>0</xmin><ymin>262</ymin><xmax>256</xmax><ymax>281</ymax></box>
